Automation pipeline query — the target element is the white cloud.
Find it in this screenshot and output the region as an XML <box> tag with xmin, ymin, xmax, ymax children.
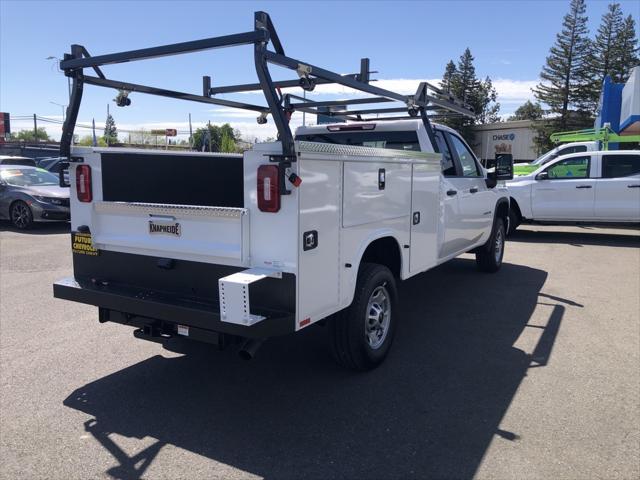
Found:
<box><xmin>206</xmin><ymin>107</ymin><xmax>263</xmax><ymax>119</ymax></box>
<box><xmin>10</xmin><ymin>78</ymin><xmax>537</xmax><ymax>142</ymax></box>
<box><xmin>491</xmin><ymin>79</ymin><xmax>537</xmax><ymax>104</ymax></box>
<box><xmin>239</xmin><ymin>76</ymin><xmax>536</xmax><ymax>108</ymax></box>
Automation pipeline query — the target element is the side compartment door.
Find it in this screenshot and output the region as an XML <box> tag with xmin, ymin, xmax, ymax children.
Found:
<box><xmin>531</xmin><ymin>155</ymin><xmax>595</xmax><ymax>220</ymax></box>
<box><xmin>595</xmin><ymin>154</ymin><xmax>640</xmax><ymax>221</ymax></box>
<box><xmin>409</xmin><ymin>162</ymin><xmax>440</xmax><ymax>272</ymax></box>
<box><xmin>297</xmin><ymin>159</ymin><xmax>341</xmax><ymax>327</ymax></box>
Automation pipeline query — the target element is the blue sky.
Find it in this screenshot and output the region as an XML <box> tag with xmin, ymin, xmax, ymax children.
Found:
<box><xmin>1</xmin><ymin>0</ymin><xmax>638</xmax><ymax>140</ymax></box>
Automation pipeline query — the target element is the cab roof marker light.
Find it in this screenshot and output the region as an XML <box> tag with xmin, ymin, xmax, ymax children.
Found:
<box><xmin>326</xmin><ymin>124</ymin><xmax>376</xmax><ymax>132</ymax></box>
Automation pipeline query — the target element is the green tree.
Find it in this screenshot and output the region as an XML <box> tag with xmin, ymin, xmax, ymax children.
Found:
<box><xmin>441</xmin><ymin>48</ymin><xmax>500</xmax><ymax>142</ymax></box>
<box><xmin>77</xmin><ymin>135</ymin><xmax>107</xmax><ymax>147</ymax></box>
<box><xmin>220</xmin><ymin>131</ymin><xmax>237</xmax><ymax>153</ymax></box>
<box><xmin>473</xmin><ymin>76</ymin><xmax>501</xmax><ymax>125</ymax></box>
<box><xmin>12</xmin><ymin>128</ymin><xmax>51</xmax><ymax>142</ymax></box>
<box><xmin>508</xmin><ymin>101</ymin><xmax>544</xmax><ymax>121</ymax></box>
<box><xmin>613</xmin><ymin>14</ymin><xmax>639</xmax><ymax>83</ymax></box>
<box><xmin>440</xmin><ymin>60</ymin><xmax>457</xmax><ymax>94</ymax></box>
<box><xmin>585</xmin><ymin>3</ymin><xmax>624</xmax><ymax>110</ymax></box>
<box><xmin>192</xmin><ymin>123</ymin><xmax>240</xmax><ymax>152</ymax></box>
<box><xmin>533</xmin><ymin>0</ymin><xmax>592</xmax><ymax>130</ymax></box>
<box><xmin>103</xmin><ymin>114</ymin><xmax>118</xmax><ymax>145</ymax></box>
<box><xmin>451</xmin><ymin>48</ymin><xmax>479</xmax><ymax>104</ymax></box>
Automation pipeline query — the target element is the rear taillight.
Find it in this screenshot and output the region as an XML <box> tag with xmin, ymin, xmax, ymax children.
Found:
<box><xmin>76</xmin><ymin>165</ymin><xmax>92</xmax><ymax>203</ymax></box>
<box><xmin>257</xmin><ymin>164</ymin><xmax>280</xmax><ymax>213</ymax></box>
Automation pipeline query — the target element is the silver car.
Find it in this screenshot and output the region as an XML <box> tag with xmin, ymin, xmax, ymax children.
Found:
<box><xmin>0</xmin><ymin>165</ymin><xmax>70</xmax><ymax>229</ymax></box>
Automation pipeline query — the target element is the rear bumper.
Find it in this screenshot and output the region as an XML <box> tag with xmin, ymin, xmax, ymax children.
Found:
<box><xmin>53</xmin><ymin>277</ymin><xmax>295</xmax><ymax>340</ymax></box>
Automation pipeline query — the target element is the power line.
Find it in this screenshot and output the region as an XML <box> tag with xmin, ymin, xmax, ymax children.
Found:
<box><xmin>9</xmin><ymin>115</ymin><xmax>193</xmax><ymax>135</ymax></box>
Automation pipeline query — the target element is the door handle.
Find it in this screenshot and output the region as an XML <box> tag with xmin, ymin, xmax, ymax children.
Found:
<box><xmin>446</xmin><ymin>189</ymin><xmax>457</xmax><ymax>196</ymax></box>
<box><xmin>627</xmin><ymin>184</ymin><xmax>640</xmax><ymax>188</ymax></box>
<box><xmin>470</xmin><ymin>187</ymin><xmax>478</xmax><ymax>194</ymax></box>
<box><xmin>575</xmin><ymin>185</ymin><xmax>592</xmax><ymax>189</ymax></box>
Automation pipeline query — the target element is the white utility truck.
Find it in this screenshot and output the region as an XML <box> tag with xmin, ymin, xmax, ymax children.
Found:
<box><xmin>53</xmin><ymin>12</ymin><xmax>513</xmax><ymax>370</ymax></box>
<box><xmin>507</xmin><ymin>150</ymin><xmax>640</xmax><ymax>233</ymax></box>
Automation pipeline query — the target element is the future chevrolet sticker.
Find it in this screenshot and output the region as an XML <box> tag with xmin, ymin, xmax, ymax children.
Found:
<box><xmin>72</xmin><ymin>232</ymin><xmax>99</xmax><ymax>256</ymax></box>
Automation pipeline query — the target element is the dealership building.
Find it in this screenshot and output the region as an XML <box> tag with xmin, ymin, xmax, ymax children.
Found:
<box><xmin>471</xmin><ymin>120</ymin><xmax>538</xmax><ymax>163</ymax></box>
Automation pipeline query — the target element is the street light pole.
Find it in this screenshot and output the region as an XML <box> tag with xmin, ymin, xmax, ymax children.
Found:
<box><xmin>50</xmin><ymin>101</ymin><xmax>66</xmax><ymax>123</ymax></box>
<box><xmin>45</xmin><ymin>56</ymin><xmax>71</xmax><ymax>103</ymax></box>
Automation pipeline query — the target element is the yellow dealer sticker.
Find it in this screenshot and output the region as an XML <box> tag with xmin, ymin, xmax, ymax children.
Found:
<box><xmin>72</xmin><ymin>232</ymin><xmax>99</xmax><ymax>256</ymax></box>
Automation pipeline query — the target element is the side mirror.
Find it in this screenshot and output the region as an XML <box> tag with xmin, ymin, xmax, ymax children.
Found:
<box><xmin>59</xmin><ymin>161</ymin><xmax>70</xmax><ymax>187</ymax></box>
<box><xmin>485</xmin><ymin>155</ymin><xmax>514</xmax><ymax>188</ymax></box>
<box><xmin>495</xmin><ymin>154</ymin><xmax>514</xmax><ymax>180</ymax></box>
<box><xmin>536</xmin><ymin>171</ymin><xmax>549</xmax><ymax>180</ymax></box>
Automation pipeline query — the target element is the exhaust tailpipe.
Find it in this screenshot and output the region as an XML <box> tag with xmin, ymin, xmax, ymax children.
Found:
<box><xmin>238</xmin><ymin>338</ymin><xmax>265</xmax><ymax>360</ymax></box>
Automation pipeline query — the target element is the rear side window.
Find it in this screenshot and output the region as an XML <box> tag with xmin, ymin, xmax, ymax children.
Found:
<box><xmin>601</xmin><ymin>155</ymin><xmax>640</xmax><ymax>178</ymax></box>
<box><xmin>434</xmin><ymin>130</ymin><xmax>457</xmax><ymax>176</ymax></box>
<box><xmin>295</xmin><ymin>130</ymin><xmax>420</xmax><ymax>152</ymax></box>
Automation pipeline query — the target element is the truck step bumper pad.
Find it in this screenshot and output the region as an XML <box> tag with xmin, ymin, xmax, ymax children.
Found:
<box><xmin>219</xmin><ymin>268</ymin><xmax>283</xmax><ymax>326</ymax></box>
<box><xmin>53</xmin><ymin>276</ymin><xmax>293</xmax><ymax>338</ymax></box>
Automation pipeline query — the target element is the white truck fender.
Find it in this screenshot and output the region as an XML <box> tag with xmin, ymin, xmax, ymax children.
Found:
<box><xmin>341</xmin><ymin>229</ymin><xmax>404</xmax><ymax>309</ymax></box>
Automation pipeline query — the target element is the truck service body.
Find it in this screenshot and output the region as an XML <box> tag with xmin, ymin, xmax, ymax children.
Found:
<box><xmin>53</xmin><ymin>12</ymin><xmax>513</xmax><ymax>369</ymax></box>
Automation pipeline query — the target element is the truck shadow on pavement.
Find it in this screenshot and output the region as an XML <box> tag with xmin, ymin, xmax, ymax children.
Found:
<box><xmin>510</xmin><ymin>227</ymin><xmax>640</xmax><ymax>248</ymax></box>
<box><xmin>64</xmin><ymin>258</ymin><xmax>569</xmax><ymax>480</ymax></box>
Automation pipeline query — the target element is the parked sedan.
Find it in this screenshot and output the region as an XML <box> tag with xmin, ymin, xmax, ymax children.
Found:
<box><xmin>507</xmin><ymin>150</ymin><xmax>640</xmax><ymax>233</ymax></box>
<box><xmin>0</xmin><ymin>155</ymin><xmax>36</xmax><ymax>166</ymax></box>
<box><xmin>37</xmin><ymin>156</ymin><xmax>69</xmax><ymax>184</ymax></box>
<box><xmin>0</xmin><ymin>165</ymin><xmax>70</xmax><ymax>229</ymax></box>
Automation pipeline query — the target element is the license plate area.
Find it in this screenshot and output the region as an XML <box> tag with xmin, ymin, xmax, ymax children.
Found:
<box><xmin>91</xmin><ymin>202</ymin><xmax>250</xmax><ymax>266</ymax></box>
<box><xmin>148</xmin><ymin>220</ymin><xmax>181</xmax><ymax>237</ymax></box>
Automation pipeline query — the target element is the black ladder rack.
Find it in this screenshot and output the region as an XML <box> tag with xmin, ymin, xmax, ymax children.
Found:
<box><xmin>59</xmin><ymin>11</ymin><xmax>475</xmax><ymax>164</ymax></box>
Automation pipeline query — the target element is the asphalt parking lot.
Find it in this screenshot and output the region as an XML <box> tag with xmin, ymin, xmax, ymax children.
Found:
<box><xmin>0</xmin><ymin>222</ymin><xmax>639</xmax><ymax>480</ymax></box>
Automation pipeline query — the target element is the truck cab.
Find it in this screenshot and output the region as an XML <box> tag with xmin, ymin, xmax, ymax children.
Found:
<box><xmin>507</xmin><ymin>150</ymin><xmax>640</xmax><ymax>231</ymax></box>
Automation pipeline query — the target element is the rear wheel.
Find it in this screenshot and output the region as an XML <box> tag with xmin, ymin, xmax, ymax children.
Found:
<box><xmin>10</xmin><ymin>201</ymin><xmax>33</xmax><ymax>230</ymax></box>
<box><xmin>328</xmin><ymin>263</ymin><xmax>397</xmax><ymax>371</ymax></box>
<box><xmin>476</xmin><ymin>217</ymin><xmax>505</xmax><ymax>273</ymax></box>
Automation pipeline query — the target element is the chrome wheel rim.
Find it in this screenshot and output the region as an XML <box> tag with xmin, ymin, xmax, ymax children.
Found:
<box><xmin>365</xmin><ymin>285</ymin><xmax>391</xmax><ymax>350</ymax></box>
<box><xmin>12</xmin><ymin>203</ymin><xmax>30</xmax><ymax>229</ymax></box>
<box><xmin>494</xmin><ymin>227</ymin><xmax>504</xmax><ymax>263</ymax></box>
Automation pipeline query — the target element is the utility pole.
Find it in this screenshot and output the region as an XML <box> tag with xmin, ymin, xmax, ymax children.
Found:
<box><xmin>208</xmin><ymin>120</ymin><xmax>212</xmax><ymax>152</ymax></box>
<box><xmin>188</xmin><ymin>113</ymin><xmax>193</xmax><ymax>150</ymax></box>
<box><xmin>33</xmin><ymin>114</ymin><xmax>38</xmax><ymax>144</ymax></box>
<box><xmin>106</xmin><ymin>104</ymin><xmax>110</xmax><ymax>146</ymax></box>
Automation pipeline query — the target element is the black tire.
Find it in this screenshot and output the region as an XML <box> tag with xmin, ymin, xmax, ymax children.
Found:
<box><xmin>328</xmin><ymin>263</ymin><xmax>398</xmax><ymax>371</ymax></box>
<box><xmin>10</xmin><ymin>201</ymin><xmax>33</xmax><ymax>230</ymax></box>
<box><xmin>507</xmin><ymin>207</ymin><xmax>520</xmax><ymax>236</ymax></box>
<box><xmin>476</xmin><ymin>217</ymin><xmax>505</xmax><ymax>273</ymax></box>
